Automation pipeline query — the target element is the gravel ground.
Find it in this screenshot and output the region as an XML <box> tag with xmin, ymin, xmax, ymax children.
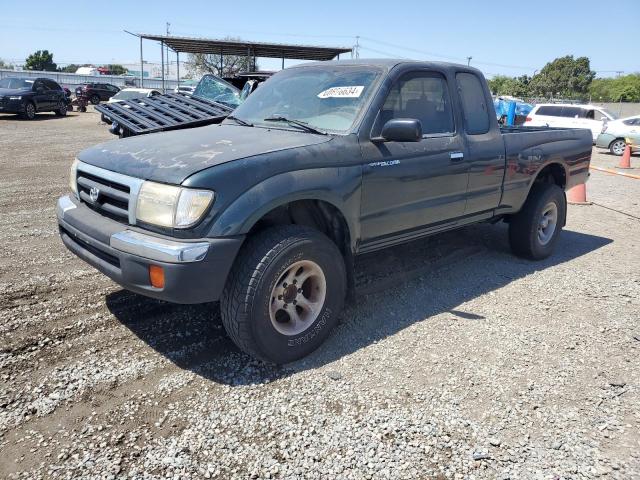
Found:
<box><xmin>1</xmin><ymin>110</ymin><xmax>639</xmax><ymax>479</ymax></box>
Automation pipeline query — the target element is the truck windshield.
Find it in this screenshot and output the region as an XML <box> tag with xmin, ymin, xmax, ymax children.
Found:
<box><xmin>229</xmin><ymin>66</ymin><xmax>382</xmax><ymax>133</ymax></box>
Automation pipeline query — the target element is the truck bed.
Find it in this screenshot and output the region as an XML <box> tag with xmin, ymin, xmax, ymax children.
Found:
<box><xmin>498</xmin><ymin>125</ymin><xmax>592</xmax><ymax>210</ymax></box>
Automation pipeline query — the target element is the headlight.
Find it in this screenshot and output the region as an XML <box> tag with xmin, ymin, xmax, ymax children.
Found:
<box><xmin>69</xmin><ymin>159</ymin><xmax>79</xmax><ymax>195</ymax></box>
<box><xmin>9</xmin><ymin>96</ymin><xmax>22</xmax><ymax>100</ymax></box>
<box><xmin>136</xmin><ymin>181</ymin><xmax>214</xmax><ymax>228</ymax></box>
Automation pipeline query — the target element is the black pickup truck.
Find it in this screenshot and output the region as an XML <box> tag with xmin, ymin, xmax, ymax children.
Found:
<box><xmin>57</xmin><ymin>60</ymin><xmax>591</xmax><ymax>363</ymax></box>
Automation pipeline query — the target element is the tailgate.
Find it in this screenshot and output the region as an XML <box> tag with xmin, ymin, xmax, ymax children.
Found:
<box><xmin>95</xmin><ymin>92</ymin><xmax>233</xmax><ymax>136</ymax></box>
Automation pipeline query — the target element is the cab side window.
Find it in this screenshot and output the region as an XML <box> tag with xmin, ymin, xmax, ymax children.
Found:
<box><xmin>456</xmin><ymin>72</ymin><xmax>490</xmax><ymax>134</ymax></box>
<box><xmin>375</xmin><ymin>71</ymin><xmax>454</xmax><ymax>137</ymax></box>
<box><xmin>44</xmin><ymin>79</ymin><xmax>60</xmax><ymax>91</ymax></box>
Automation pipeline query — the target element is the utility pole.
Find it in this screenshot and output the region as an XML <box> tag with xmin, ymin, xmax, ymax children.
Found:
<box><xmin>166</xmin><ymin>22</ymin><xmax>171</xmax><ymax>78</ymax></box>
<box><xmin>354</xmin><ymin>36</ymin><xmax>360</xmax><ymax>59</ymax></box>
<box><xmin>615</xmin><ymin>70</ymin><xmax>623</xmax><ymax>78</ymax></box>
<box><xmin>467</xmin><ymin>56</ymin><xmax>472</xmax><ymax>66</ymax></box>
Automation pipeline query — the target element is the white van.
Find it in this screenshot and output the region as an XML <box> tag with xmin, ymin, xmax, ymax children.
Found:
<box><xmin>524</xmin><ymin>104</ymin><xmax>618</xmax><ymax>142</ymax></box>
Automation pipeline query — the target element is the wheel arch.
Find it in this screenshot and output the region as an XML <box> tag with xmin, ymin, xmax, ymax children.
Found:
<box><xmin>532</xmin><ymin>162</ymin><xmax>568</xmax><ymax>190</ymax></box>
<box><xmin>208</xmin><ymin>168</ymin><xmax>361</xmax><ymax>252</ymax></box>
<box><xmin>609</xmin><ymin>137</ymin><xmax>625</xmax><ymax>148</ymax></box>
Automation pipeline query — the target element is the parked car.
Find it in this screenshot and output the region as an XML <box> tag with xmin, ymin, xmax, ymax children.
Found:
<box><xmin>596</xmin><ymin>114</ymin><xmax>640</xmax><ymax>155</ymax></box>
<box><xmin>100</xmin><ymin>88</ymin><xmax>162</xmax><ymax>124</ymax></box>
<box><xmin>524</xmin><ymin>103</ymin><xmax>617</xmax><ymax>142</ymax></box>
<box><xmin>74</xmin><ymin>83</ymin><xmax>120</xmax><ymax>104</ymax></box>
<box><xmin>108</xmin><ymin>88</ymin><xmax>161</xmax><ymax>103</ymax></box>
<box><xmin>58</xmin><ymin>60</ymin><xmax>592</xmax><ymax>363</ymax></box>
<box><xmin>0</xmin><ymin>77</ymin><xmax>68</xmax><ymax>119</ymax></box>
<box><xmin>174</xmin><ymin>85</ymin><xmax>196</xmax><ymax>95</ymax></box>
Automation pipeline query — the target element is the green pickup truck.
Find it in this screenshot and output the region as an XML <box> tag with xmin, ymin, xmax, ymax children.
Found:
<box><xmin>57</xmin><ymin>60</ymin><xmax>592</xmax><ymax>363</ymax></box>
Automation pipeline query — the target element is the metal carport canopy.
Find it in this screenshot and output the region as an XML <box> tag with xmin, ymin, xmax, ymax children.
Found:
<box><xmin>136</xmin><ymin>33</ymin><xmax>352</xmax><ymax>61</ymax></box>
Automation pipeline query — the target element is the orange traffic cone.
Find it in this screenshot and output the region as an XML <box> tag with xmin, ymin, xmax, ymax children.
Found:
<box><xmin>619</xmin><ymin>141</ymin><xmax>632</xmax><ymax>169</ymax></box>
<box><xmin>567</xmin><ymin>183</ymin><xmax>591</xmax><ymax>205</ymax></box>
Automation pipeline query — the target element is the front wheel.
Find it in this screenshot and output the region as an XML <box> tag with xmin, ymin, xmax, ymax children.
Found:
<box><xmin>221</xmin><ymin>225</ymin><xmax>346</xmax><ymax>364</ymax></box>
<box><xmin>508</xmin><ymin>183</ymin><xmax>566</xmax><ymax>260</ymax></box>
<box><xmin>90</xmin><ymin>95</ymin><xmax>100</xmax><ymax>105</ymax></box>
<box><xmin>21</xmin><ymin>102</ymin><xmax>36</xmax><ymax>120</ymax></box>
<box><xmin>609</xmin><ymin>139</ymin><xmax>626</xmax><ymax>156</ymax></box>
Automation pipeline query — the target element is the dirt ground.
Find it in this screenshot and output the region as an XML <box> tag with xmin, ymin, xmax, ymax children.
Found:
<box><xmin>0</xmin><ymin>109</ymin><xmax>639</xmax><ymax>479</ymax></box>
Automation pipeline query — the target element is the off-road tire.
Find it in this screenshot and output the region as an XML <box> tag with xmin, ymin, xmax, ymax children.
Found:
<box><xmin>221</xmin><ymin>225</ymin><xmax>346</xmax><ymax>364</ymax></box>
<box><xmin>509</xmin><ymin>183</ymin><xmax>566</xmax><ymax>260</ymax></box>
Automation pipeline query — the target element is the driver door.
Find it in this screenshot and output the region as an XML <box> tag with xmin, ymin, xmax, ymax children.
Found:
<box><xmin>359</xmin><ymin>70</ymin><xmax>469</xmax><ymax>247</ymax></box>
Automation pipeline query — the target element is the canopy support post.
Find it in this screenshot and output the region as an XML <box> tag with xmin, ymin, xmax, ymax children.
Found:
<box><xmin>139</xmin><ymin>36</ymin><xmax>144</xmax><ymax>88</ymax></box>
<box><xmin>176</xmin><ymin>51</ymin><xmax>180</xmax><ymax>88</ymax></box>
<box><xmin>160</xmin><ymin>41</ymin><xmax>165</xmax><ymax>93</ymax></box>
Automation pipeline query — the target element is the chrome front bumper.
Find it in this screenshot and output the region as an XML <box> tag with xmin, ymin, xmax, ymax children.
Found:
<box><xmin>56</xmin><ymin>195</ymin><xmax>244</xmax><ymax>304</ymax></box>
<box><xmin>57</xmin><ymin>195</ymin><xmax>209</xmax><ymax>264</ymax></box>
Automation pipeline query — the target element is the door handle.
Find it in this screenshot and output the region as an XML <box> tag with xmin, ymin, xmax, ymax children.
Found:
<box><xmin>450</xmin><ymin>152</ymin><xmax>464</xmax><ymax>161</ymax></box>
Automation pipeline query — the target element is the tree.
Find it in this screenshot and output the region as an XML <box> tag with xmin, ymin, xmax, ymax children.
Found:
<box><xmin>25</xmin><ymin>50</ymin><xmax>57</xmax><ymax>71</ymax></box>
<box><xmin>186</xmin><ymin>38</ymin><xmax>256</xmax><ymax>77</ymax></box>
<box><xmin>487</xmin><ymin>74</ymin><xmax>531</xmax><ymax>98</ymax></box>
<box><xmin>0</xmin><ymin>58</ymin><xmax>13</xmax><ymax>69</ymax></box>
<box><xmin>528</xmin><ymin>55</ymin><xmax>595</xmax><ymax>98</ymax></box>
<box><xmin>589</xmin><ymin>74</ymin><xmax>640</xmax><ymax>102</ymax></box>
<box><xmin>107</xmin><ymin>64</ymin><xmax>128</xmax><ymax>75</ymax></box>
<box><xmin>58</xmin><ymin>64</ymin><xmax>82</xmax><ymax>73</ymax></box>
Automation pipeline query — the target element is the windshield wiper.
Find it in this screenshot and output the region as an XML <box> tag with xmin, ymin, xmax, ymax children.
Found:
<box><xmin>225</xmin><ymin>115</ymin><xmax>253</xmax><ymax>127</ymax></box>
<box><xmin>263</xmin><ymin>115</ymin><xmax>326</xmax><ymax>135</ymax></box>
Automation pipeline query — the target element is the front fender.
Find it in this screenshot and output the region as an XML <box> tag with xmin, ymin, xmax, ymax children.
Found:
<box><xmin>208</xmin><ymin>166</ymin><xmax>362</xmax><ymax>249</ymax></box>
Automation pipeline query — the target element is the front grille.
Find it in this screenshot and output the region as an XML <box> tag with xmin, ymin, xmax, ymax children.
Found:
<box><xmin>77</xmin><ymin>169</ymin><xmax>131</xmax><ymax>223</ymax></box>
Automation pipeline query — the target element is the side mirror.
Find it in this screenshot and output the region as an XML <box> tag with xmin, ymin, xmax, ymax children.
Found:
<box><xmin>380</xmin><ymin>118</ymin><xmax>422</xmax><ymax>142</ymax></box>
<box><xmin>36</xmin><ymin>87</ymin><xmax>45</xmax><ymax>93</ymax></box>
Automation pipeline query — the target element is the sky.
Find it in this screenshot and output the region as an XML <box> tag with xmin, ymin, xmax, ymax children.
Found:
<box><xmin>1</xmin><ymin>0</ymin><xmax>639</xmax><ymax>78</ymax></box>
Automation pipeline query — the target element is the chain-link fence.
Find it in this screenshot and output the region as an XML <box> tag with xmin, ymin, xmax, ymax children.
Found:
<box><xmin>0</xmin><ymin>69</ymin><xmax>180</xmax><ymax>91</ymax></box>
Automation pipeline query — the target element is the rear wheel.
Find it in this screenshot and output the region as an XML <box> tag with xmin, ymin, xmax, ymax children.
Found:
<box><xmin>609</xmin><ymin>138</ymin><xmax>626</xmax><ymax>156</ymax></box>
<box><xmin>221</xmin><ymin>225</ymin><xmax>346</xmax><ymax>364</ymax></box>
<box><xmin>509</xmin><ymin>183</ymin><xmax>565</xmax><ymax>260</ymax></box>
<box><xmin>21</xmin><ymin>102</ymin><xmax>36</xmax><ymax>120</ymax></box>
<box><xmin>55</xmin><ymin>101</ymin><xmax>67</xmax><ymax>117</ymax></box>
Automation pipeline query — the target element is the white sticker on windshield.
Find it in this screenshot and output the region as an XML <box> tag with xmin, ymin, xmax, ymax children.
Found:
<box><xmin>317</xmin><ymin>86</ymin><xmax>364</xmax><ymax>99</ymax></box>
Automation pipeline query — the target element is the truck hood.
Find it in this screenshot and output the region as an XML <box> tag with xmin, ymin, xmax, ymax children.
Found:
<box><xmin>77</xmin><ymin>124</ymin><xmax>332</xmax><ymax>184</ymax></box>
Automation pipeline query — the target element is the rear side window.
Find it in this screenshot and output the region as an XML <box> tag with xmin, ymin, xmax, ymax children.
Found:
<box><xmin>561</xmin><ymin>106</ymin><xmax>582</xmax><ymax>118</ymax></box>
<box><xmin>456</xmin><ymin>72</ymin><xmax>490</xmax><ymax>134</ymax></box>
<box><xmin>44</xmin><ymin>79</ymin><xmax>61</xmax><ymax>90</ymax></box>
<box><xmin>536</xmin><ymin>106</ymin><xmax>562</xmax><ymax>116</ymax></box>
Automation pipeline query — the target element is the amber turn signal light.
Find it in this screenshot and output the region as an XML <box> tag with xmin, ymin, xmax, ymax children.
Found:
<box><xmin>149</xmin><ymin>265</ymin><xmax>165</xmax><ymax>289</ymax></box>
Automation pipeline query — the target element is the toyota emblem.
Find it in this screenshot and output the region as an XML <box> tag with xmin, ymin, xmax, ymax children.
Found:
<box><xmin>89</xmin><ymin>186</ymin><xmax>100</xmax><ymax>203</ymax></box>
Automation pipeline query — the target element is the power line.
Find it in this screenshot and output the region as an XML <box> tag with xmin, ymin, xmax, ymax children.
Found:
<box><xmin>359</xmin><ymin>46</ymin><xmax>409</xmax><ymax>59</ymax></box>
<box><xmin>358</xmin><ymin>36</ymin><xmax>537</xmax><ymax>71</ymax></box>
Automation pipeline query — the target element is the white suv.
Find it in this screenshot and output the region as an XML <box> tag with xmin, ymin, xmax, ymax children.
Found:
<box><xmin>524</xmin><ymin>104</ymin><xmax>618</xmax><ymax>142</ymax></box>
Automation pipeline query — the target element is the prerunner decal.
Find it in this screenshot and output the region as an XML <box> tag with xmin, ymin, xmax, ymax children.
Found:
<box><xmin>317</xmin><ymin>86</ymin><xmax>365</xmax><ymax>99</ymax></box>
